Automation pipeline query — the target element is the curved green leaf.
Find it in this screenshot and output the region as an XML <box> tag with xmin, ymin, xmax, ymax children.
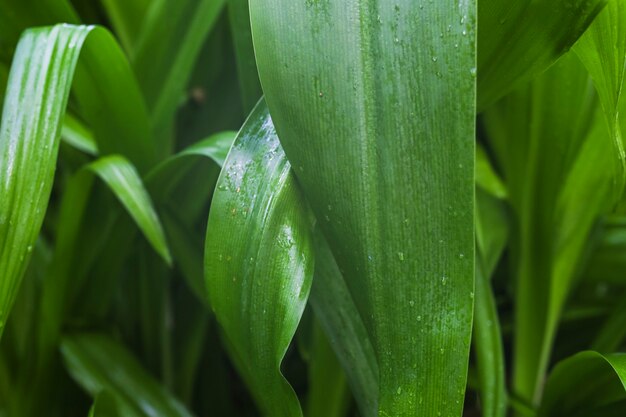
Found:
<box><xmin>251</xmin><ymin>1</ymin><xmax>476</xmax><ymax>415</ymax></box>
<box><xmin>87</xmin><ymin>155</ymin><xmax>171</xmax><ymax>265</ymax></box>
<box><xmin>61</xmin><ymin>333</ymin><xmax>193</xmax><ymax>417</ymax></box>
<box><xmin>478</xmin><ymin>0</ymin><xmax>608</xmax><ymax>109</ymax></box>
<box><xmin>574</xmin><ymin>0</ymin><xmax>626</xmax><ymax>193</ymax></box>
<box><xmin>0</xmin><ymin>23</ymin><xmax>153</xmax><ymax>338</ymax></box>
<box><xmin>537</xmin><ymin>351</ymin><xmax>626</xmax><ymax>417</ymax></box>
<box><xmin>204</xmin><ymin>100</ymin><xmax>313</xmax><ymax>417</ymax></box>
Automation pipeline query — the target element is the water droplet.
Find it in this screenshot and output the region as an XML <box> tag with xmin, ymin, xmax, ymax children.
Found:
<box><xmin>319</xmin><ymin>91</ymin><xmax>324</xmax><ymax>97</ymax></box>
<box><xmin>462</xmin><ymin>30</ymin><xmax>467</xmax><ymax>36</ymax></box>
<box><xmin>469</xmin><ymin>291</ymin><xmax>475</xmax><ymax>299</ymax></box>
<box><xmin>441</xmin><ymin>275</ymin><xmax>448</xmax><ymax>285</ymax></box>
<box><xmin>397</xmin><ymin>252</ymin><xmax>405</xmax><ymax>261</ymax></box>
<box><xmin>327</xmin><ymin>204</ymin><xmax>332</xmax><ymax>211</ymax></box>
<box><xmin>440</xmin><ymin>348</ymin><xmax>445</xmax><ymax>354</ymax></box>
<box><xmin>298</xmin><ymin>166</ymin><xmax>304</xmax><ymax>172</ymax></box>
<box><xmin>459</xmin><ymin>253</ymin><xmax>465</xmax><ymax>259</ymax></box>
<box><xmin>232</xmin><ymin>276</ymin><xmax>237</xmax><ymax>282</ymax></box>
<box><xmin>409</xmin><ymin>300</ymin><xmax>415</xmax><ymax>307</ymax></box>
<box><xmin>404</xmin><ymin>218</ymin><xmax>410</xmax><ymax>225</ymax></box>
<box><xmin>417</xmin><ymin>315</ymin><xmax>422</xmax><ymax>321</ymax></box>
<box><xmin>432</xmin><ymin>56</ymin><xmax>438</xmax><ymax>62</ymax></box>
<box><xmin>325</xmin><ymin>215</ymin><xmax>330</xmax><ymax>222</ymax></box>
<box><xmin>469</xmin><ymin>67</ymin><xmax>477</xmax><ymax>77</ymax></box>
<box><xmin>394</xmin><ymin>37</ymin><xmax>400</xmax><ymax>44</ymax></box>
<box><xmin>397</xmin><ymin>386</ymin><xmax>402</xmax><ymax>395</ymax></box>
<box><xmin>26</xmin><ymin>245</ymin><xmax>33</xmax><ymax>253</ymax></box>
<box><xmin>218</xmin><ymin>254</ymin><xmax>223</xmax><ymax>261</ymax></box>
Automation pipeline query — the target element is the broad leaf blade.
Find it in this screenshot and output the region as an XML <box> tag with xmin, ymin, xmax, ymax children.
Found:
<box><xmin>204</xmin><ymin>101</ymin><xmax>313</xmax><ymax>416</ymax></box>
<box><xmin>251</xmin><ymin>1</ymin><xmax>476</xmax><ymax>415</ymax></box>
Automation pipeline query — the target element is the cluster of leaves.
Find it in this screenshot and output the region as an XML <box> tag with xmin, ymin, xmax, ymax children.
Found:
<box><xmin>1</xmin><ymin>0</ymin><xmax>626</xmax><ymax>417</ymax></box>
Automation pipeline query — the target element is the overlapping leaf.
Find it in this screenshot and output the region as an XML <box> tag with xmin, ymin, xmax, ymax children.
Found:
<box><xmin>204</xmin><ymin>101</ymin><xmax>313</xmax><ymax>416</ymax></box>
<box><xmin>251</xmin><ymin>1</ymin><xmax>475</xmax><ymax>415</ymax></box>
<box><xmin>0</xmin><ymin>24</ymin><xmax>154</xmax><ymax>339</ymax></box>
<box><xmin>478</xmin><ymin>0</ymin><xmax>608</xmax><ymax>109</ymax></box>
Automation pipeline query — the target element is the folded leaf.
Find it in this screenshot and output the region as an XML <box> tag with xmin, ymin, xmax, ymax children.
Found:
<box><xmin>537</xmin><ymin>351</ymin><xmax>626</xmax><ymax>417</ymax></box>
<box><xmin>0</xmin><ymin>24</ymin><xmax>153</xmax><ymax>339</ymax></box>
<box><xmin>204</xmin><ymin>100</ymin><xmax>313</xmax><ymax>416</ymax></box>
<box><xmin>251</xmin><ymin>1</ymin><xmax>476</xmax><ymax>415</ymax></box>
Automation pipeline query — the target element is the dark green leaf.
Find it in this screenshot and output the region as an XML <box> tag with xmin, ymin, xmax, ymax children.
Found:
<box><xmin>251</xmin><ymin>1</ymin><xmax>476</xmax><ymax>415</ymax></box>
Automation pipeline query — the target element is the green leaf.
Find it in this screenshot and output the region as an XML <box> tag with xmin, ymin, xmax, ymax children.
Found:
<box><xmin>309</xmin><ymin>231</ymin><xmax>378</xmax><ymax>417</ymax></box>
<box><xmin>483</xmin><ymin>52</ymin><xmax>619</xmax><ymax>404</ymax></box>
<box><xmin>306</xmin><ymin>320</ymin><xmax>351</xmax><ymax>417</ymax></box>
<box><xmin>204</xmin><ymin>100</ymin><xmax>314</xmax><ymax>417</ymax></box>
<box><xmin>62</xmin><ymin>113</ymin><xmax>98</xmax><ymax>156</ymax></box>
<box><xmin>251</xmin><ymin>1</ymin><xmax>476</xmax><ymax>415</ymax></box>
<box><xmin>478</xmin><ymin>0</ymin><xmax>608</xmax><ymax>109</ymax></box>
<box><xmin>100</xmin><ymin>0</ymin><xmax>150</xmax><ymax>53</ymax></box>
<box><xmin>88</xmin><ymin>155</ymin><xmax>171</xmax><ymax>265</ymax></box>
<box><xmin>537</xmin><ymin>351</ymin><xmax>626</xmax><ymax>417</ymax></box>
<box><xmin>0</xmin><ymin>24</ymin><xmax>154</xmax><ymax>339</ymax></box>
<box><xmin>133</xmin><ymin>0</ymin><xmax>226</xmax><ymax>147</ymax></box>
<box><xmin>473</xmin><ymin>189</ymin><xmax>509</xmax><ymax>417</ymax></box>
<box><xmin>228</xmin><ymin>0</ymin><xmax>263</xmax><ymax>112</ymax></box>
<box><xmin>61</xmin><ymin>333</ymin><xmax>194</xmax><ymax>417</ymax></box>
<box><xmin>89</xmin><ymin>391</ymin><xmax>122</xmax><ymax>417</ymax></box>
<box><xmin>574</xmin><ymin>0</ymin><xmax>626</xmax><ymax>193</ymax></box>
<box><xmin>146</xmin><ymin>131</ymin><xmax>236</xmax><ymax>202</ymax></box>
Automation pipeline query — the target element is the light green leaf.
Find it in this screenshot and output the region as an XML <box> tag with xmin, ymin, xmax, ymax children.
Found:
<box><xmin>61</xmin><ymin>333</ymin><xmax>194</xmax><ymax>417</ymax></box>
<box><xmin>204</xmin><ymin>100</ymin><xmax>313</xmax><ymax>417</ymax></box>
<box><xmin>478</xmin><ymin>0</ymin><xmax>608</xmax><ymax>109</ymax></box>
<box><xmin>0</xmin><ymin>24</ymin><xmax>153</xmax><ymax>339</ymax></box>
<box><xmin>62</xmin><ymin>113</ymin><xmax>98</xmax><ymax>156</ymax></box>
<box><xmin>537</xmin><ymin>351</ymin><xmax>626</xmax><ymax>417</ymax></box>
<box><xmin>476</xmin><ymin>144</ymin><xmax>507</xmax><ymax>199</ymax></box>
<box><xmin>251</xmin><ymin>1</ymin><xmax>475</xmax><ymax>415</ymax></box>
<box><xmin>88</xmin><ymin>155</ymin><xmax>171</xmax><ymax>265</ymax></box>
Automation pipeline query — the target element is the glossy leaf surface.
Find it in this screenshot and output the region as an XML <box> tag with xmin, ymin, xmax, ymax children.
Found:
<box><xmin>204</xmin><ymin>101</ymin><xmax>313</xmax><ymax>416</ymax></box>
<box><xmin>0</xmin><ymin>24</ymin><xmax>152</xmax><ymax>338</ymax></box>
<box><xmin>251</xmin><ymin>1</ymin><xmax>476</xmax><ymax>415</ymax></box>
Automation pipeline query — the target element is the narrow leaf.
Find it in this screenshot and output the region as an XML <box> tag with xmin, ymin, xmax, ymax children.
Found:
<box><xmin>61</xmin><ymin>333</ymin><xmax>194</xmax><ymax>417</ymax></box>
<box><xmin>88</xmin><ymin>155</ymin><xmax>171</xmax><ymax>265</ymax></box>
<box><xmin>0</xmin><ymin>24</ymin><xmax>153</xmax><ymax>338</ymax></box>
